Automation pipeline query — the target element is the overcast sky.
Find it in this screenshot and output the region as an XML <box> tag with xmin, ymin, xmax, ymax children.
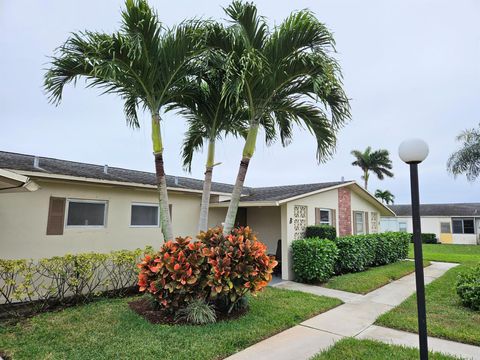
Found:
<box><xmin>1</xmin><ymin>0</ymin><xmax>479</xmax><ymax>204</ymax></box>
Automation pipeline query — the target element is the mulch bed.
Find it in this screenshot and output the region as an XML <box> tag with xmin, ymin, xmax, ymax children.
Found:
<box><xmin>128</xmin><ymin>297</ymin><xmax>248</xmax><ymax>325</ymax></box>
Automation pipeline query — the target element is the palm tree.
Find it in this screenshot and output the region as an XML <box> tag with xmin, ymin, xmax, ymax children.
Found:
<box><xmin>351</xmin><ymin>147</ymin><xmax>393</xmax><ymax>190</ymax></box>
<box><xmin>447</xmin><ymin>123</ymin><xmax>480</xmax><ymax>181</ymax></box>
<box><xmin>374</xmin><ymin>189</ymin><xmax>395</xmax><ymax>205</ymax></box>
<box><xmin>167</xmin><ymin>53</ymin><xmax>248</xmax><ymax>232</ymax></box>
<box><xmin>44</xmin><ymin>0</ymin><xmax>204</xmax><ymax>241</ymax></box>
<box><xmin>206</xmin><ymin>1</ymin><xmax>351</xmax><ymax>235</ymax></box>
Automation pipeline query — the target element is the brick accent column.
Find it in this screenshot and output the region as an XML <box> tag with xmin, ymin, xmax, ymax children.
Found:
<box><xmin>338</xmin><ymin>187</ymin><xmax>352</xmax><ymax>236</ymax></box>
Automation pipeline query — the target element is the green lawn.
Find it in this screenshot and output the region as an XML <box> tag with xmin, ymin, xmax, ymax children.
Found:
<box><xmin>376</xmin><ymin>244</ymin><xmax>480</xmax><ymax>346</ymax></box>
<box><xmin>409</xmin><ymin>243</ymin><xmax>480</xmax><ymax>265</ymax></box>
<box><xmin>323</xmin><ymin>260</ymin><xmax>430</xmax><ymax>294</ymax></box>
<box><xmin>0</xmin><ymin>287</ymin><xmax>341</xmax><ymax>360</ymax></box>
<box><xmin>311</xmin><ymin>338</ymin><xmax>459</xmax><ymax>360</ymax></box>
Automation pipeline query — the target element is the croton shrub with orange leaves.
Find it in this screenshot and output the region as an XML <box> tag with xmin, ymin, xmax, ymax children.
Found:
<box><xmin>137</xmin><ymin>227</ymin><xmax>277</xmax><ymax>314</ymax></box>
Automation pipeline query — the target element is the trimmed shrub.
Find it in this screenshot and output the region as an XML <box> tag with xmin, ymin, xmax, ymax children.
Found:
<box><xmin>305</xmin><ymin>225</ymin><xmax>337</xmax><ymax>241</ymax></box>
<box><xmin>334</xmin><ymin>235</ymin><xmax>378</xmax><ymax>274</ymax></box>
<box><xmin>291</xmin><ymin>238</ymin><xmax>338</xmax><ymax>283</ymax></box>
<box><xmin>456</xmin><ymin>264</ymin><xmax>480</xmax><ymax>311</ymax></box>
<box><xmin>0</xmin><ymin>247</ymin><xmax>153</xmax><ymax>319</ymax></box>
<box><xmin>374</xmin><ymin>232</ymin><xmax>410</xmax><ymax>265</ymax></box>
<box><xmin>138</xmin><ymin>227</ymin><xmax>277</xmax><ymax>314</ymax></box>
<box><xmin>410</xmin><ymin>233</ymin><xmax>437</xmax><ymax>244</ymax></box>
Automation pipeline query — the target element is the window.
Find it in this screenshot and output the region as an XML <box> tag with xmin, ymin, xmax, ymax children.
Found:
<box><xmin>66</xmin><ymin>200</ymin><xmax>106</xmax><ymax>227</ymax></box>
<box><xmin>131</xmin><ymin>203</ymin><xmax>159</xmax><ymax>227</ymax></box>
<box><xmin>452</xmin><ymin>218</ymin><xmax>475</xmax><ymax>234</ymax></box>
<box><xmin>440</xmin><ymin>222</ymin><xmax>451</xmax><ymax>234</ymax></box>
<box><xmin>354</xmin><ymin>211</ymin><xmax>365</xmax><ymax>235</ymax></box>
<box><xmin>398</xmin><ymin>222</ymin><xmax>408</xmax><ymax>232</ymax></box>
<box><xmin>320</xmin><ymin>209</ymin><xmax>330</xmax><ymax>225</ymax></box>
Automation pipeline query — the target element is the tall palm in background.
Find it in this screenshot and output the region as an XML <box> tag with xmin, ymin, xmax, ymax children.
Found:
<box><xmin>374</xmin><ymin>189</ymin><xmax>395</xmax><ymax>205</ymax></box>
<box><xmin>207</xmin><ymin>1</ymin><xmax>351</xmax><ymax>235</ymax></box>
<box><xmin>167</xmin><ymin>53</ymin><xmax>248</xmax><ymax>232</ymax></box>
<box><xmin>44</xmin><ymin>0</ymin><xmax>204</xmax><ymax>241</ymax></box>
<box><xmin>351</xmin><ymin>147</ymin><xmax>393</xmax><ymax>190</ymax></box>
<box><xmin>447</xmin><ymin>123</ymin><xmax>480</xmax><ymax>181</ymax></box>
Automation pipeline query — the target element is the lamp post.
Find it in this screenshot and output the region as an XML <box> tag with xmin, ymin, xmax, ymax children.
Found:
<box><xmin>399</xmin><ymin>138</ymin><xmax>429</xmax><ymax>360</ymax></box>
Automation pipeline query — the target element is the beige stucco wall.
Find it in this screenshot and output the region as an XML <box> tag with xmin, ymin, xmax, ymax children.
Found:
<box><xmin>247</xmin><ymin>206</ymin><xmax>281</xmax><ymax>254</ymax></box>
<box><xmin>350</xmin><ymin>191</ymin><xmax>381</xmax><ymax>234</ymax></box>
<box><xmin>0</xmin><ymin>179</ymin><xmax>202</xmax><ymax>259</ymax></box>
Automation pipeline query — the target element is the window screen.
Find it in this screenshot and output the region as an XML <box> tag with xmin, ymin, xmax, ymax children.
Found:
<box><xmin>398</xmin><ymin>222</ymin><xmax>407</xmax><ymax>232</ymax></box>
<box><xmin>452</xmin><ymin>219</ymin><xmax>463</xmax><ymax>234</ymax></box>
<box><xmin>320</xmin><ymin>210</ymin><xmax>330</xmax><ymax>224</ymax></box>
<box><xmin>67</xmin><ymin>201</ymin><xmax>106</xmax><ymax>226</ymax></box>
<box><xmin>463</xmin><ymin>219</ymin><xmax>475</xmax><ymax>234</ymax></box>
<box><xmin>355</xmin><ymin>212</ymin><xmax>364</xmax><ymax>234</ymax></box>
<box><xmin>131</xmin><ymin>204</ymin><xmax>159</xmax><ymax>226</ymax></box>
<box><xmin>440</xmin><ymin>222</ymin><xmax>451</xmax><ymax>234</ymax></box>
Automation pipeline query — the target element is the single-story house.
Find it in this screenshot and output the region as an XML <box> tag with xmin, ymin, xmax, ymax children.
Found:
<box><xmin>381</xmin><ymin>204</ymin><xmax>480</xmax><ymax>245</ymax></box>
<box><xmin>0</xmin><ymin>151</ymin><xmax>394</xmax><ymax>280</ymax></box>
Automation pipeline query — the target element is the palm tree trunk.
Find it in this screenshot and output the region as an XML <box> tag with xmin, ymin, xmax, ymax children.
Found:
<box><xmin>198</xmin><ymin>139</ymin><xmax>215</xmax><ymax>233</ymax></box>
<box><xmin>364</xmin><ymin>170</ymin><xmax>369</xmax><ymax>190</ymax></box>
<box><xmin>152</xmin><ymin>113</ymin><xmax>174</xmax><ymax>241</ymax></box>
<box><xmin>222</xmin><ymin>124</ymin><xmax>258</xmax><ymax>235</ymax></box>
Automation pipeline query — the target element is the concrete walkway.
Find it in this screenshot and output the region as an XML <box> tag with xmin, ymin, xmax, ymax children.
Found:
<box><xmin>226</xmin><ymin>261</ymin><xmax>480</xmax><ymax>360</ymax></box>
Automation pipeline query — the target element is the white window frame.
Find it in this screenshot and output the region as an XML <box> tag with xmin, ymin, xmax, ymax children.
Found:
<box><xmin>319</xmin><ymin>208</ymin><xmax>331</xmax><ymax>225</ymax></box>
<box><xmin>130</xmin><ymin>202</ymin><xmax>160</xmax><ymax>228</ymax></box>
<box><xmin>354</xmin><ymin>211</ymin><xmax>365</xmax><ymax>235</ymax></box>
<box><xmin>452</xmin><ymin>218</ymin><xmax>475</xmax><ymax>234</ymax></box>
<box><xmin>398</xmin><ymin>221</ymin><xmax>408</xmax><ymax>232</ymax></box>
<box><xmin>65</xmin><ymin>199</ymin><xmax>108</xmax><ymax>229</ymax></box>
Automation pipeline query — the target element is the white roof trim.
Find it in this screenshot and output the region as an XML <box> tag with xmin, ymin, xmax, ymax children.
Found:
<box><xmin>209</xmin><ymin>200</ymin><xmax>279</xmax><ymax>208</ymax></box>
<box><xmin>276</xmin><ymin>181</ymin><xmax>357</xmax><ymax>204</ymax></box>
<box><xmin>13</xmin><ymin>170</ymin><xmax>233</xmax><ymax>196</ymax></box>
<box><xmin>0</xmin><ymin>169</ymin><xmax>39</xmax><ymax>193</ymax></box>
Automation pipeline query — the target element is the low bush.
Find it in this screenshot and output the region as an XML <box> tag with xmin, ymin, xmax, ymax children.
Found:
<box><xmin>174</xmin><ymin>298</ymin><xmax>217</xmax><ymax>325</ymax></box>
<box><xmin>291</xmin><ymin>238</ymin><xmax>338</xmax><ymax>283</ymax></box>
<box><xmin>334</xmin><ymin>235</ymin><xmax>377</xmax><ymax>274</ymax></box>
<box><xmin>409</xmin><ymin>233</ymin><xmax>438</xmax><ymax>244</ymax></box>
<box><xmin>456</xmin><ymin>264</ymin><xmax>480</xmax><ymax>311</ymax></box>
<box><xmin>138</xmin><ymin>226</ymin><xmax>277</xmax><ymax>316</ymax></box>
<box><xmin>305</xmin><ymin>225</ymin><xmax>337</xmax><ymax>241</ymax></box>
<box><xmin>374</xmin><ymin>232</ymin><xmax>410</xmax><ymax>265</ymax></box>
<box><xmin>0</xmin><ymin>247</ymin><xmax>153</xmax><ymax>319</ymax></box>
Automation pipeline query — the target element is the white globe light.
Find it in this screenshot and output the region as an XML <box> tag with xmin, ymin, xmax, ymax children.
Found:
<box><xmin>398</xmin><ymin>138</ymin><xmax>429</xmax><ymax>164</ymax></box>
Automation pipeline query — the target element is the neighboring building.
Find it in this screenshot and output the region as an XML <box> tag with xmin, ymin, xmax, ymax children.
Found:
<box><xmin>381</xmin><ymin>204</ymin><xmax>480</xmax><ymax>245</ymax></box>
<box><xmin>0</xmin><ymin>151</ymin><xmax>393</xmax><ymax>280</ymax></box>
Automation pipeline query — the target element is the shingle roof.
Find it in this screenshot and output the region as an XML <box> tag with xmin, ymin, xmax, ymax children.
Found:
<box><xmin>0</xmin><ymin>151</ymin><xmax>352</xmax><ymax>201</ymax></box>
<box><xmin>389</xmin><ymin>203</ymin><xmax>480</xmax><ymax>217</ymax></box>
<box><xmin>237</xmin><ymin>181</ymin><xmax>350</xmax><ymax>202</ymax></box>
<box><xmin>0</xmin><ymin>151</ymin><xmax>244</xmax><ymax>194</ymax></box>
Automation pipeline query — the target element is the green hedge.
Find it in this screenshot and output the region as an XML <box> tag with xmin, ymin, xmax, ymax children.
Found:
<box><xmin>456</xmin><ymin>264</ymin><xmax>480</xmax><ymax>311</ymax></box>
<box><xmin>0</xmin><ymin>246</ymin><xmax>154</xmax><ymax>318</ymax></box>
<box><xmin>305</xmin><ymin>225</ymin><xmax>337</xmax><ymax>241</ymax></box>
<box><xmin>291</xmin><ymin>238</ymin><xmax>338</xmax><ymax>283</ymax></box>
<box><xmin>410</xmin><ymin>233</ymin><xmax>438</xmax><ymax>244</ymax></box>
<box><xmin>292</xmin><ymin>232</ymin><xmax>410</xmax><ymax>282</ymax></box>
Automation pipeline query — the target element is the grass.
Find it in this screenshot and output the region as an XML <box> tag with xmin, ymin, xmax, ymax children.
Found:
<box><xmin>311</xmin><ymin>338</ymin><xmax>459</xmax><ymax>360</ymax></box>
<box><xmin>0</xmin><ymin>287</ymin><xmax>341</xmax><ymax>360</ymax></box>
<box><xmin>323</xmin><ymin>260</ymin><xmax>430</xmax><ymax>294</ymax></box>
<box><xmin>410</xmin><ymin>243</ymin><xmax>480</xmax><ymax>265</ymax></box>
<box><xmin>376</xmin><ymin>244</ymin><xmax>480</xmax><ymax>346</ymax></box>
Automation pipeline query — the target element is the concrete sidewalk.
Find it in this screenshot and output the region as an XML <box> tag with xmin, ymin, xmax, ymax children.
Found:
<box><xmin>226</xmin><ymin>261</ymin><xmax>480</xmax><ymax>360</ymax></box>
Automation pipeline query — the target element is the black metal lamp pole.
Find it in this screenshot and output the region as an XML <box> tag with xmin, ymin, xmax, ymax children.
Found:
<box><xmin>408</xmin><ymin>162</ymin><xmax>429</xmax><ymax>360</ymax></box>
